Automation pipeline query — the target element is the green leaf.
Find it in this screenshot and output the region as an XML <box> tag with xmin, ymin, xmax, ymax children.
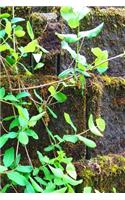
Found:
<box><xmin>96</xmin><ymin>117</ymin><xmax>106</xmax><ymax>132</ymax></box>
<box><xmin>4</xmin><ymin>94</ymin><xmax>18</xmax><ymax>102</ymax></box>
<box><xmin>91</xmin><ymin>47</ymin><xmax>108</xmax><ymax>74</ymax></box>
<box><xmin>27</xmin><ymin>21</ymin><xmax>34</xmax><ymax>40</ymax></box>
<box><xmin>9</xmin><ymin>117</ymin><xmax>19</xmax><ymax>130</ymax></box>
<box><xmin>37</xmin><ymin>151</ymin><xmax>50</xmax><ymax>164</ymax></box>
<box><xmin>7</xmin><ymin>132</ymin><xmax>17</xmax><ymax>139</ymax></box>
<box><xmin>11</xmin><ymin>17</ymin><xmax>25</xmax><ymax>24</ymax></box>
<box><xmin>77</xmin><ymin>135</ymin><xmax>96</xmax><ymax>148</ymax></box>
<box><xmin>0</xmin><ymin>30</ymin><xmax>6</xmax><ymax>39</ymax></box>
<box><xmin>61</xmin><ymin>41</ymin><xmax>76</xmax><ymax>59</ymax></box>
<box><xmin>17</xmin><ymin>106</ymin><xmax>29</xmax><ymax>121</ymax></box>
<box><xmin>56</xmin><ymin>32</ymin><xmax>78</xmax><ymax>43</ymax></box>
<box><xmin>0</xmin><ymin>134</ymin><xmax>8</xmax><ymax>148</ymax></box>
<box><xmin>48</xmin><ymin>86</ymin><xmax>67</xmax><ymax>103</ymax></box>
<box><xmin>54</xmin><ymin>177</ymin><xmax>64</xmax><ymax>186</ymax></box>
<box><xmin>43</xmin><ymin>182</ymin><xmax>55</xmax><ymax>193</ymax></box>
<box><xmin>0</xmin><ymin>165</ymin><xmax>8</xmax><ymax>173</ymax></box>
<box><xmin>23</xmin><ymin>40</ymin><xmax>38</xmax><ymax>53</ymax></box>
<box><xmin>83</xmin><ymin>186</ymin><xmax>92</xmax><ymax>193</ymax></box>
<box><xmin>78</xmin><ymin>23</ymin><xmax>104</xmax><ymax>39</ymax></box>
<box><xmin>18</xmin><ymin>131</ymin><xmax>29</xmax><ymax>145</ymax></box>
<box><xmin>7</xmin><ymin>171</ymin><xmax>27</xmax><ymax>186</ymax></box>
<box><xmin>49</xmin><ymin>166</ymin><xmax>64</xmax><ymax>178</ymax></box>
<box><xmin>0</xmin><ymin>184</ymin><xmax>10</xmax><ymax>193</ymax></box>
<box><xmin>64</xmin><ymin>112</ymin><xmax>77</xmax><ymax>132</ymax></box>
<box><xmin>0</xmin><ymin>13</ymin><xmax>10</xmax><ymax>18</ymax></box>
<box><xmin>28</xmin><ymin>112</ymin><xmax>45</xmax><ymax>127</ymax></box>
<box><xmin>3</xmin><ymin>147</ymin><xmax>14</xmax><ymax>167</ymax></box>
<box><xmin>16</xmin><ymin>91</ymin><xmax>31</xmax><ymax>99</ymax></box>
<box><xmin>29</xmin><ymin>177</ymin><xmax>43</xmax><ymax>192</ymax></box>
<box><xmin>58</xmin><ymin>68</ymin><xmax>74</xmax><ymax>78</ymax></box>
<box><xmin>16</xmin><ymin>165</ymin><xmax>33</xmax><ymax>173</ymax></box>
<box><xmin>0</xmin><ymin>44</ymin><xmax>9</xmax><ymax>52</ymax></box>
<box><xmin>66</xmin><ymin>163</ymin><xmax>77</xmax><ymax>179</ymax></box>
<box><xmin>0</xmin><ymin>87</ymin><xmax>5</xmax><ymax>99</ymax></box>
<box><xmin>60</xmin><ymin>7</ymin><xmax>90</xmax><ymax>28</ymax></box>
<box><xmin>15</xmin><ymin>30</ymin><xmax>25</xmax><ymax>37</ymax></box>
<box><xmin>63</xmin><ymin>135</ymin><xmax>78</xmax><ymax>143</ymax></box>
<box><xmin>34</xmin><ymin>62</ymin><xmax>44</xmax><ymax>70</ymax></box>
<box><xmin>5</xmin><ymin>21</ymin><xmax>11</xmax><ymax>36</ymax></box>
<box><xmin>47</xmin><ymin>106</ymin><xmax>57</xmax><ymax>119</ymax></box>
<box><xmin>52</xmin><ymin>187</ymin><xmax>67</xmax><ymax>193</ymax></box>
<box><xmin>25</xmin><ymin>182</ymin><xmax>35</xmax><ymax>193</ymax></box>
<box><xmin>34</xmin><ymin>177</ymin><xmax>47</xmax><ymax>186</ymax></box>
<box><xmin>63</xmin><ymin>174</ymin><xmax>82</xmax><ymax>186</ymax></box>
<box><xmin>88</xmin><ymin>114</ymin><xmax>103</xmax><ymax>137</ymax></box>
<box><xmin>26</xmin><ymin>129</ymin><xmax>38</xmax><ymax>140</ymax></box>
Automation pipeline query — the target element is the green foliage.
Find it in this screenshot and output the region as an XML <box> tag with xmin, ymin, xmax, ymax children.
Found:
<box><xmin>0</xmin><ymin>6</ymin><xmax>109</xmax><ymax>193</ymax></box>
<box><xmin>0</xmin><ymin>12</ymin><xmax>48</xmax><ymax>74</ymax></box>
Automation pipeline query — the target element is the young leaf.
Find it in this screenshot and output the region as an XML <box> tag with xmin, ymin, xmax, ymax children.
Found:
<box><xmin>0</xmin><ymin>44</ymin><xmax>9</xmax><ymax>52</ymax></box>
<box><xmin>16</xmin><ymin>91</ymin><xmax>31</xmax><ymax>99</ymax></box>
<box><xmin>0</xmin><ymin>87</ymin><xmax>5</xmax><ymax>100</ymax></box>
<box><xmin>0</xmin><ymin>134</ymin><xmax>8</xmax><ymax>148</ymax></box>
<box><xmin>29</xmin><ymin>177</ymin><xmax>43</xmax><ymax>193</ymax></box>
<box><xmin>34</xmin><ymin>62</ymin><xmax>44</xmax><ymax>70</ymax></box>
<box><xmin>0</xmin><ymin>30</ymin><xmax>6</xmax><ymax>39</ymax></box>
<box><xmin>91</xmin><ymin>47</ymin><xmax>108</xmax><ymax>74</ymax></box>
<box><xmin>88</xmin><ymin>114</ymin><xmax>103</xmax><ymax>137</ymax></box>
<box><xmin>0</xmin><ymin>165</ymin><xmax>8</xmax><ymax>173</ymax></box>
<box><xmin>77</xmin><ymin>135</ymin><xmax>96</xmax><ymax>148</ymax></box>
<box><xmin>11</xmin><ymin>17</ymin><xmax>25</xmax><ymax>24</ymax></box>
<box><xmin>7</xmin><ymin>171</ymin><xmax>27</xmax><ymax>186</ymax></box>
<box><xmin>78</xmin><ymin>23</ymin><xmax>104</xmax><ymax>39</ymax></box>
<box><xmin>63</xmin><ymin>135</ymin><xmax>78</xmax><ymax>143</ymax></box>
<box><xmin>47</xmin><ymin>106</ymin><xmax>57</xmax><ymax>119</ymax></box>
<box><xmin>0</xmin><ymin>13</ymin><xmax>10</xmax><ymax>18</ymax></box>
<box><xmin>48</xmin><ymin>86</ymin><xmax>67</xmax><ymax>103</ymax></box>
<box><xmin>23</xmin><ymin>40</ymin><xmax>38</xmax><ymax>53</ymax></box>
<box><xmin>63</xmin><ymin>174</ymin><xmax>82</xmax><ymax>186</ymax></box>
<box><xmin>66</xmin><ymin>163</ymin><xmax>77</xmax><ymax>180</ymax></box>
<box><xmin>5</xmin><ymin>21</ymin><xmax>11</xmax><ymax>36</ymax></box>
<box><xmin>16</xmin><ymin>165</ymin><xmax>33</xmax><ymax>173</ymax></box>
<box><xmin>15</xmin><ymin>30</ymin><xmax>25</xmax><ymax>37</ymax></box>
<box><xmin>56</xmin><ymin>32</ymin><xmax>78</xmax><ymax>43</ymax></box>
<box><xmin>28</xmin><ymin>112</ymin><xmax>45</xmax><ymax>127</ymax></box>
<box><xmin>26</xmin><ymin>129</ymin><xmax>38</xmax><ymax>140</ymax></box>
<box><xmin>96</xmin><ymin>117</ymin><xmax>106</xmax><ymax>132</ymax></box>
<box><xmin>37</xmin><ymin>151</ymin><xmax>50</xmax><ymax>164</ymax></box>
<box><xmin>3</xmin><ymin>147</ymin><xmax>14</xmax><ymax>167</ymax></box>
<box><xmin>18</xmin><ymin>131</ymin><xmax>29</xmax><ymax>145</ymax></box>
<box><xmin>52</xmin><ymin>187</ymin><xmax>67</xmax><ymax>193</ymax></box>
<box><xmin>64</xmin><ymin>112</ymin><xmax>77</xmax><ymax>132</ymax></box>
<box><xmin>49</xmin><ymin>166</ymin><xmax>64</xmax><ymax>178</ymax></box>
<box><xmin>27</xmin><ymin>21</ymin><xmax>34</xmax><ymax>40</ymax></box>
<box><xmin>4</xmin><ymin>94</ymin><xmax>18</xmax><ymax>102</ymax></box>
<box><xmin>9</xmin><ymin>117</ymin><xmax>19</xmax><ymax>130</ymax></box>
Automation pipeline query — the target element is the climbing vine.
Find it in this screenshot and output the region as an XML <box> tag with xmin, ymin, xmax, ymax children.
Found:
<box><xmin>0</xmin><ymin>6</ymin><xmax>125</xmax><ymax>193</ymax></box>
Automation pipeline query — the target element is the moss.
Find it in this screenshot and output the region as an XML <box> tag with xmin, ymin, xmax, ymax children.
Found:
<box><xmin>75</xmin><ymin>154</ymin><xmax>125</xmax><ymax>192</ymax></box>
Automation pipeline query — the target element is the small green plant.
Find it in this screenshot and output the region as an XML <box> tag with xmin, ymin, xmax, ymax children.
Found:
<box><xmin>56</xmin><ymin>6</ymin><xmax>109</xmax><ymax>86</ymax></box>
<box><xmin>2</xmin><ymin>6</ymin><xmax>124</xmax><ymax>193</ymax></box>
<box><xmin>0</xmin><ymin>9</ymin><xmax>48</xmax><ymax>74</ymax></box>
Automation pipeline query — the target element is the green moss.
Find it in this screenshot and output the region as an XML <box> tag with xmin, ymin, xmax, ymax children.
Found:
<box><xmin>76</xmin><ymin>154</ymin><xmax>125</xmax><ymax>192</ymax></box>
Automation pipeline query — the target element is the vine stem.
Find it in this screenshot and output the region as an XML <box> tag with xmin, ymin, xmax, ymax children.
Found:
<box><xmin>11</xmin><ymin>76</ymin><xmax>73</xmax><ymax>91</ymax></box>
<box><xmin>90</xmin><ymin>52</ymin><xmax>125</xmax><ymax>70</ymax></box>
<box><xmin>24</xmin><ymin>146</ymin><xmax>33</xmax><ymax>167</ymax></box>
